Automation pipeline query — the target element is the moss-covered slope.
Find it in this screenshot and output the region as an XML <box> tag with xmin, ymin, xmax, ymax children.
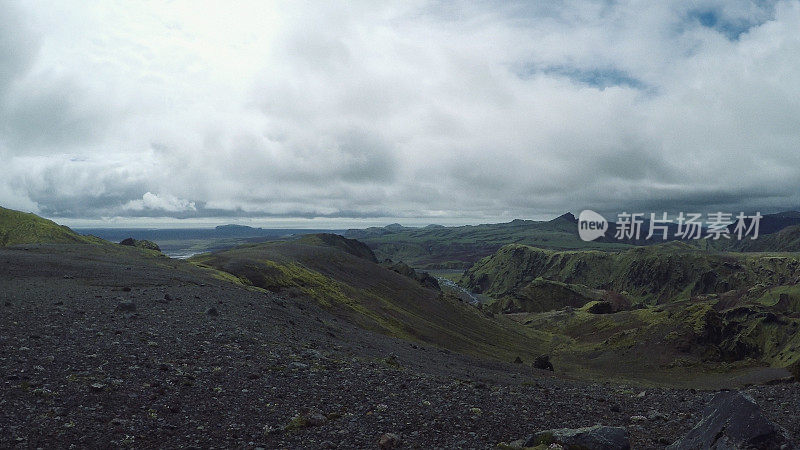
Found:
<box><xmin>190</xmin><ymin>234</ymin><xmax>550</xmax><ymax>362</ymax></box>
<box><xmin>0</xmin><ymin>206</ymin><xmax>99</xmax><ymax>247</ymax></box>
<box><xmin>463</xmin><ymin>242</ymin><xmax>800</xmax><ymax>307</ymax></box>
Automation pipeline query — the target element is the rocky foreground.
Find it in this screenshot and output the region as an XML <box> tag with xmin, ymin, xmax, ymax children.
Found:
<box><xmin>1</xmin><ymin>245</ymin><xmax>798</xmax><ymax>448</ymax></box>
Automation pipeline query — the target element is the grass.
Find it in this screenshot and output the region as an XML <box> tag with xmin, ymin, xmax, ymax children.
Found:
<box><xmin>188</xmin><ymin>234</ymin><xmax>555</xmax><ymax>362</ymax></box>
<box><xmin>0</xmin><ymin>206</ymin><xmax>98</xmax><ymax>247</ymax></box>
<box><xmin>464</xmin><ymin>242</ymin><xmax>800</xmax><ymax>308</ymax></box>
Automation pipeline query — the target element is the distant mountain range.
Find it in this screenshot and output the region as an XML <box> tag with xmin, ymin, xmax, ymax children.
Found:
<box><xmin>344</xmin><ymin>210</ymin><xmax>800</xmax><ymax>268</ymax></box>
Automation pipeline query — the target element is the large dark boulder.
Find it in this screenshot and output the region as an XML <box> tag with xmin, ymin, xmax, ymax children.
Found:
<box><xmin>533</xmin><ymin>354</ymin><xmax>554</xmax><ymax>371</ymax></box>
<box><xmin>510</xmin><ymin>425</ymin><xmax>630</xmax><ymax>450</ymax></box>
<box><xmin>667</xmin><ymin>391</ymin><xmax>795</xmax><ymax>449</ymax></box>
<box><xmin>119</xmin><ymin>238</ymin><xmax>161</xmax><ymax>252</ymax></box>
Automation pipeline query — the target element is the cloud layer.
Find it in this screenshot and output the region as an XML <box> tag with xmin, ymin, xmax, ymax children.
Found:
<box><xmin>1</xmin><ymin>0</ymin><xmax>799</xmax><ymax>225</ymax></box>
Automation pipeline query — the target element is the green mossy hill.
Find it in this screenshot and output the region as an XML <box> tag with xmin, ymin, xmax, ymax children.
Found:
<box><xmin>119</xmin><ymin>237</ymin><xmax>162</xmax><ymax>252</ymax></box>
<box><xmin>189</xmin><ymin>238</ymin><xmax>550</xmax><ymax>362</ymax></box>
<box><xmin>512</xmin><ymin>297</ymin><xmax>800</xmax><ymax>384</ymax></box>
<box><xmin>0</xmin><ymin>206</ymin><xmax>98</xmax><ymax>247</ymax></box>
<box><xmin>296</xmin><ymin>233</ymin><xmax>377</xmax><ymax>262</ymax></box>
<box><xmin>463</xmin><ymin>242</ymin><xmax>800</xmax><ymax>308</ymax></box>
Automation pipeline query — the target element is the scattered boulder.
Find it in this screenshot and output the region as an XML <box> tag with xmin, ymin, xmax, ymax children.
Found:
<box><xmin>206</xmin><ymin>307</ymin><xmax>218</xmax><ymax>316</ymax></box>
<box><xmin>379</xmin><ymin>432</ymin><xmax>401</xmax><ymax>449</ymax></box>
<box><xmin>667</xmin><ymin>390</ymin><xmax>796</xmax><ymax>449</ymax></box>
<box><xmin>533</xmin><ymin>354</ymin><xmax>554</xmax><ymax>371</ymax></box>
<box><xmin>513</xmin><ymin>356</ymin><xmax>523</xmax><ymax>364</ymax></box>
<box><xmin>510</xmin><ymin>425</ymin><xmax>630</xmax><ymax>450</ymax></box>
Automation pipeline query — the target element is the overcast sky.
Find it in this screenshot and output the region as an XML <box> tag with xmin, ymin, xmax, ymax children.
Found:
<box><xmin>1</xmin><ymin>1</ymin><xmax>799</xmax><ymax>227</ymax></box>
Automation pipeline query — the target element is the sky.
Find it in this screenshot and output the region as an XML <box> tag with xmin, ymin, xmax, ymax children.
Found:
<box><xmin>1</xmin><ymin>0</ymin><xmax>799</xmax><ymax>228</ymax></box>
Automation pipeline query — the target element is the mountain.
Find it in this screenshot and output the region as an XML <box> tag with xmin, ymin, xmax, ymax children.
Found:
<box><xmin>461</xmin><ymin>242</ymin><xmax>800</xmax><ymax>378</ymax></box>
<box><xmin>189</xmin><ymin>233</ymin><xmax>550</xmax><ymax>361</ymax></box>
<box><xmin>295</xmin><ymin>233</ymin><xmax>377</xmax><ymax>262</ymax></box>
<box><xmin>754</xmin><ymin>211</ymin><xmax>800</xmax><ymax>235</ymax></box>
<box><xmin>462</xmin><ymin>242</ymin><xmax>800</xmax><ymax>306</ymax></box>
<box><xmin>0</xmin><ymin>206</ymin><xmax>99</xmax><ymax>247</ymax></box>
<box><xmin>729</xmin><ymin>225</ymin><xmax>800</xmax><ymax>252</ymax></box>
<box><xmin>344</xmin><ymin>213</ymin><xmax>631</xmax><ymax>269</ymax></box>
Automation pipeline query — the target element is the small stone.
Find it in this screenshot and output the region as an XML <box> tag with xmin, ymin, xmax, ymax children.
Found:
<box><xmin>514</xmin><ymin>356</ymin><xmax>523</xmax><ymax>364</ymax></box>
<box><xmin>379</xmin><ymin>432</ymin><xmax>401</xmax><ymax>450</ymax></box>
<box><xmin>206</xmin><ymin>307</ymin><xmax>218</xmax><ymax>316</ymax></box>
<box><xmin>610</xmin><ymin>404</ymin><xmax>622</xmax><ymax>413</ymax></box>
<box><xmin>635</xmin><ymin>391</ymin><xmax>646</xmax><ymax>398</ymax></box>
<box><xmin>470</xmin><ymin>407</ymin><xmax>482</xmax><ymax>415</ymax></box>
<box><xmin>307</xmin><ymin>413</ymin><xmax>327</xmax><ymax>426</ymax></box>
<box><xmin>630</xmin><ymin>415</ymin><xmax>647</xmax><ymax>423</ymax></box>
<box><xmin>90</xmin><ymin>383</ymin><xmax>106</xmax><ymax>391</ymax></box>
<box><xmin>302</xmin><ymin>349</ymin><xmax>323</xmax><ymax>359</ymax></box>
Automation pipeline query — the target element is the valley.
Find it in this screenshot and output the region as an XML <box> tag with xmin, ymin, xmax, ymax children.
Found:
<box><xmin>1</xmin><ymin>206</ymin><xmax>799</xmax><ymax>448</ymax></box>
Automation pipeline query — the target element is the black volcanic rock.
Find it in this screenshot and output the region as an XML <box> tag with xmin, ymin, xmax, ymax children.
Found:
<box><xmin>534</xmin><ymin>354</ymin><xmax>554</xmax><ymax>371</ymax></box>
<box><xmin>119</xmin><ymin>238</ymin><xmax>161</xmax><ymax>252</ymax></box>
<box><xmin>668</xmin><ymin>391</ymin><xmax>796</xmax><ymax>450</ymax></box>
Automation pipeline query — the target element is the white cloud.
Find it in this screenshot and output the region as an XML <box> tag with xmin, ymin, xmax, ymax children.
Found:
<box><xmin>125</xmin><ymin>192</ymin><xmax>196</xmax><ymax>213</ymax></box>
<box><xmin>0</xmin><ymin>0</ymin><xmax>798</xmax><ymax>224</ymax></box>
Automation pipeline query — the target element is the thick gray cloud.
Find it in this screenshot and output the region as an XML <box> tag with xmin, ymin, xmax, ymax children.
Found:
<box><xmin>0</xmin><ymin>0</ymin><xmax>799</xmax><ymax>226</ymax></box>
